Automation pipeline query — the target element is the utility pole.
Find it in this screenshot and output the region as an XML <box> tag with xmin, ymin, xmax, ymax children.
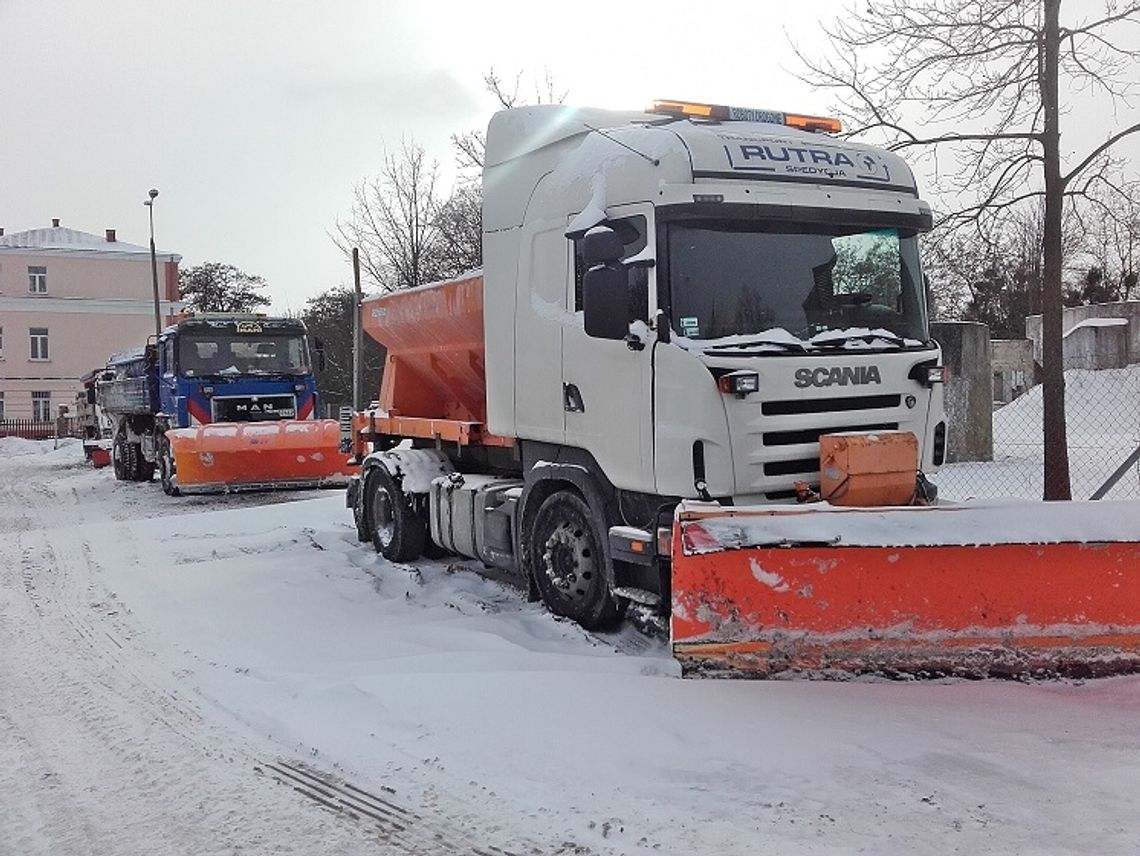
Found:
<box><xmin>352</xmin><ymin>247</ymin><xmax>363</xmax><ymax>412</ymax></box>
<box><xmin>144</xmin><ymin>188</ymin><xmax>161</xmax><ymax>337</ymax></box>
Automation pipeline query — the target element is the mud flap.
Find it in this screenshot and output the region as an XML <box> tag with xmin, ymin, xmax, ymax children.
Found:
<box><xmin>670</xmin><ymin>500</ymin><xmax>1140</xmax><ymax>679</ymax></box>
<box><xmin>167</xmin><ymin>420</ymin><xmax>357</xmax><ymax>494</ymax></box>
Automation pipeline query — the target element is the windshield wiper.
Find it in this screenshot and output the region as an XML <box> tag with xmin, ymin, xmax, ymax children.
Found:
<box><xmin>704</xmin><ymin>337</ymin><xmax>808</xmax><ymax>354</ymax></box>
<box><xmin>810</xmin><ymin>330</ymin><xmax>912</xmax><ymax>349</ymax></box>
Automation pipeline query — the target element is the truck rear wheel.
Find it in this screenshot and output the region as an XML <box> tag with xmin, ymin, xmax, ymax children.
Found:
<box><xmin>368</xmin><ymin>467</ymin><xmax>426</xmax><ymax>562</ymax></box>
<box><xmin>530</xmin><ymin>490</ymin><xmax>621</xmax><ymax>630</ymax></box>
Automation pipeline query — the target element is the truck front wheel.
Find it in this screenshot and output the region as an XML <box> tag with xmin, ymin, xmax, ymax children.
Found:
<box><xmin>112</xmin><ymin>433</ymin><xmax>129</xmax><ymax>481</ymax></box>
<box><xmin>530</xmin><ymin>491</ymin><xmax>621</xmax><ymax>630</ymax></box>
<box><xmin>159</xmin><ymin>436</ymin><xmax>179</xmax><ymax>496</ymax></box>
<box><xmin>368</xmin><ymin>467</ymin><xmax>426</xmax><ymax>562</ymax></box>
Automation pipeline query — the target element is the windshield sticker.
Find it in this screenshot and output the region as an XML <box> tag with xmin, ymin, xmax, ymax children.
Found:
<box><xmin>680</xmin><ymin>316</ymin><xmax>701</xmax><ymax>337</ymax></box>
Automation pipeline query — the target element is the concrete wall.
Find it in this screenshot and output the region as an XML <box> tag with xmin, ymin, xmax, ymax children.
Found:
<box><xmin>991</xmin><ymin>338</ymin><xmax>1036</xmax><ymax>404</ymax></box>
<box><xmin>1061</xmin><ymin>320</ymin><xmax>1129</xmax><ymax>371</ymax></box>
<box><xmin>1025</xmin><ymin>300</ymin><xmax>1139</xmax><ymax>367</ymax></box>
<box><xmin>932</xmin><ymin>321</ymin><xmax>993</xmax><ymax>462</ymax></box>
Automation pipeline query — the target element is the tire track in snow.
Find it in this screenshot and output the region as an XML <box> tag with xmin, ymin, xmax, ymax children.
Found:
<box><xmin>2</xmin><ymin>446</ymin><xmax>591</xmax><ymax>855</ymax></box>
<box><xmin>0</xmin><ymin>454</ymin><xmax>380</xmax><ymax>854</ymax></box>
<box><xmin>263</xmin><ymin>759</ymin><xmax>588</xmax><ymax>856</ymax></box>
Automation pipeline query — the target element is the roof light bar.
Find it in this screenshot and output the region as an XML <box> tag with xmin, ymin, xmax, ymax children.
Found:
<box><xmin>648</xmin><ymin>100</ymin><xmax>841</xmax><ymax>134</ymax></box>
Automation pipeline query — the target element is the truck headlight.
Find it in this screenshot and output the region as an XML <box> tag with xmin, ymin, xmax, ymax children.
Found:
<box><xmin>717</xmin><ymin>371</ymin><xmax>760</xmax><ymax>397</ymax></box>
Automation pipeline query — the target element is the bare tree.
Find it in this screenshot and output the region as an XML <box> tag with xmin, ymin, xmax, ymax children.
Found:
<box><xmin>334</xmin><ymin>141</ymin><xmax>444</xmax><ymax>293</ymax></box>
<box><xmin>1072</xmin><ymin>178</ymin><xmax>1140</xmax><ymax>301</ymax></box>
<box><xmin>337</xmin><ymin>70</ymin><xmax>566</xmax><ymax>294</ymax></box>
<box><xmin>796</xmin><ymin>0</ymin><xmax>1140</xmax><ymax>499</ymax></box>
<box><xmin>451</xmin><ymin>68</ymin><xmax>568</xmax><ymax>175</ymax></box>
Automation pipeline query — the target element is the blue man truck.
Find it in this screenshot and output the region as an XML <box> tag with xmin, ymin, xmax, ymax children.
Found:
<box><xmin>96</xmin><ymin>313</ymin><xmax>352</xmax><ymax>494</ymax></box>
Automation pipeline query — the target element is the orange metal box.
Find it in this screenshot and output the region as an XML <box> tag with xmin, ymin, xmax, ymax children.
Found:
<box><xmin>819</xmin><ymin>430</ymin><xmax>917</xmax><ymax>506</ymax></box>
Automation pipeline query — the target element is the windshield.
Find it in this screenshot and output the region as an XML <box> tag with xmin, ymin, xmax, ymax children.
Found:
<box><xmin>178</xmin><ymin>334</ymin><xmax>311</xmax><ymax>377</ymax></box>
<box><xmin>665</xmin><ymin>221</ymin><xmax>928</xmax><ymax>345</ymax></box>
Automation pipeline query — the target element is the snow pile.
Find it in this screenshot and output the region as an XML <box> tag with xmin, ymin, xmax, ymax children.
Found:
<box><xmin>939</xmin><ymin>364</ymin><xmax>1140</xmax><ymax>500</ymax></box>
<box><xmin>0</xmin><ymin>435</ymin><xmax>80</xmax><ymax>459</ymax></box>
<box><xmin>683</xmin><ymin>498</ymin><xmax>1140</xmax><ymax>551</ymax></box>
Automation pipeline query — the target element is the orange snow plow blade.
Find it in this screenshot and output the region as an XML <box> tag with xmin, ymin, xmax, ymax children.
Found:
<box><xmin>671</xmin><ymin>500</ymin><xmax>1140</xmax><ymax>679</ymax></box>
<box><xmin>167</xmin><ymin>420</ymin><xmax>355</xmax><ymax>494</ymax></box>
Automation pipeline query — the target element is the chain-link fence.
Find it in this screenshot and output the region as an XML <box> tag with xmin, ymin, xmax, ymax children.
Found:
<box><xmin>936</xmin><ymin>366</ymin><xmax>1140</xmax><ymax>501</ymax></box>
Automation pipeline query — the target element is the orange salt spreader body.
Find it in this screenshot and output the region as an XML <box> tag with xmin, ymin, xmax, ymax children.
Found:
<box><xmin>670</xmin><ymin>432</ymin><xmax>1140</xmax><ymax>678</ymax></box>
<box><xmin>168</xmin><ymin>420</ymin><xmax>355</xmax><ymax>494</ymax></box>
<box><xmin>351</xmin><ymin>273</ymin><xmax>512</xmax><ymax>452</ymax></box>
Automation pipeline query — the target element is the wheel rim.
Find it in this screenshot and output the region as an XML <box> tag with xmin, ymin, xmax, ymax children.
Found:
<box><xmin>372</xmin><ymin>486</ymin><xmax>395</xmax><ymax>548</ymax></box>
<box><xmin>540</xmin><ymin>521</ymin><xmax>598</xmax><ymax>604</ymax></box>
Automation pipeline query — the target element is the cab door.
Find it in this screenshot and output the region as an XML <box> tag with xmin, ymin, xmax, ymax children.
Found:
<box><xmin>560</xmin><ymin>203</ymin><xmax>656</xmax><ymax>493</ymax></box>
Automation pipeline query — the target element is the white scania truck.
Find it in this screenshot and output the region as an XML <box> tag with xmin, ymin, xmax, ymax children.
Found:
<box><xmin>347</xmin><ymin>100</ymin><xmax>947</xmax><ymax>634</ymax></box>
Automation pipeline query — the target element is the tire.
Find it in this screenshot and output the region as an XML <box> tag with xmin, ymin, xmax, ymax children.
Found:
<box><xmin>529</xmin><ymin>490</ymin><xmax>621</xmax><ymax>630</ymax></box>
<box><xmin>112</xmin><ymin>432</ymin><xmax>129</xmax><ymax>481</ymax></box>
<box><xmin>368</xmin><ymin>467</ymin><xmax>426</xmax><ymax>562</ymax></box>
<box><xmin>159</xmin><ymin>435</ymin><xmax>180</xmax><ymax>496</ymax></box>
<box><xmin>353</xmin><ymin>479</ymin><xmax>371</xmax><ymax>542</ymax></box>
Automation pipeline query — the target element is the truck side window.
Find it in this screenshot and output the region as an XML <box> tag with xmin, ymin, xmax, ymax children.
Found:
<box><xmin>573</xmin><ymin>215</ymin><xmax>648</xmax><ymax>322</ymax></box>
<box><xmin>162</xmin><ymin>339</ymin><xmax>176</xmax><ymax>375</ymax></box>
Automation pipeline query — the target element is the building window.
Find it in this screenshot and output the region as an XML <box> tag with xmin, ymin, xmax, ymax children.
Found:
<box><xmin>0</xmin><ymin>392</ymin><xmax>5</xmax><ymax>422</ymax></box>
<box><xmin>28</xmin><ymin>265</ymin><xmax>48</xmax><ymax>294</ymax></box>
<box><xmin>30</xmin><ymin>327</ymin><xmax>49</xmax><ymax>360</ymax></box>
<box><xmin>32</xmin><ymin>391</ymin><xmax>51</xmax><ymax>422</ymax></box>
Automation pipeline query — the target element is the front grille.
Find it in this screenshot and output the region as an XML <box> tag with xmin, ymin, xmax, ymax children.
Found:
<box><xmin>764</xmin><ymin>457</ymin><xmax>820</xmax><ymax>477</ymax></box>
<box><xmin>212</xmin><ymin>394</ymin><xmax>297</xmax><ymax>422</ymax></box>
<box><xmin>763</xmin><ymin>422</ymin><xmax>898</xmax><ymax>447</ymax></box>
<box><xmin>762</xmin><ymin>394</ymin><xmax>901</xmax><ymax>416</ymax></box>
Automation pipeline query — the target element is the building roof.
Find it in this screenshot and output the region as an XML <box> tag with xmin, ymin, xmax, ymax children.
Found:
<box><xmin>0</xmin><ymin>225</ymin><xmax>180</xmax><ymax>261</ymax></box>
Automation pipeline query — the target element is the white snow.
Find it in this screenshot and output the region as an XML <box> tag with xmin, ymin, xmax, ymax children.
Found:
<box><xmin>367</xmin><ymin>447</ymin><xmax>454</xmax><ymax>494</ymax></box>
<box><xmin>683</xmin><ymin>498</ymin><xmax>1140</xmax><ymax>551</ymax></box>
<box><xmin>4</xmin><ymin>439</ymin><xmax>1140</xmax><ymax>855</ymax></box>
<box><xmin>674</xmin><ymin>325</ymin><xmax>926</xmax><ymax>351</ymax></box>
<box><xmin>1065</xmin><ymin>316</ymin><xmax>1129</xmax><ymax>336</ymax></box>
<box><xmin>939</xmin><ymin>365</ymin><xmax>1140</xmax><ymax>501</ymax></box>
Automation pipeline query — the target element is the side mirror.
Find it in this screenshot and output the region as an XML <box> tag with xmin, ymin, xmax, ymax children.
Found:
<box><xmin>581</xmin><ymin>228</ymin><xmax>625</xmax><ymax>266</ymax></box>
<box><xmin>583</xmin><ymin>265</ymin><xmax>630</xmax><ymax>340</ymax></box>
<box><xmin>313</xmin><ymin>337</ymin><xmax>326</xmax><ymax>372</ymax></box>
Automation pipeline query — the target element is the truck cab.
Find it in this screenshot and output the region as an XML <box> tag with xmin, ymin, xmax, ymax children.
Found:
<box><xmin>482</xmin><ymin>101</ymin><xmax>945</xmax><ymax>506</ymax></box>
<box><xmin>156</xmin><ymin>315</ymin><xmax>322</xmax><ymax>428</ymax></box>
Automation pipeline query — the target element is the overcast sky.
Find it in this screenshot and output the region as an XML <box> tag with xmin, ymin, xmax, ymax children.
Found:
<box><xmin>2</xmin><ymin>0</ymin><xmax>1136</xmax><ymax>313</ymax></box>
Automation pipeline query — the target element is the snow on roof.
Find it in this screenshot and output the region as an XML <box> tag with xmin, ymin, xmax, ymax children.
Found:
<box><xmin>0</xmin><ymin>225</ymin><xmax>179</xmax><ymax>260</ymax></box>
<box><xmin>1064</xmin><ymin>316</ymin><xmax>1129</xmax><ymax>337</ymax></box>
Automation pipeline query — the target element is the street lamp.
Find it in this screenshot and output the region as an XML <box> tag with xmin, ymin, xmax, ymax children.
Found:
<box><xmin>144</xmin><ymin>188</ymin><xmax>161</xmax><ymax>337</ymax></box>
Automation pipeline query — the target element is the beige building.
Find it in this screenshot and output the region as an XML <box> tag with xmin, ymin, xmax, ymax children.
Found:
<box><xmin>0</xmin><ymin>220</ymin><xmax>181</xmax><ymax>424</ymax></box>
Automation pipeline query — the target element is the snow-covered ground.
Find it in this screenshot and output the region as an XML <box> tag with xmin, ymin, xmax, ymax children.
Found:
<box><xmin>3</xmin><ymin>437</ymin><xmax>1140</xmax><ymax>855</ymax></box>
<box><xmin>939</xmin><ymin>365</ymin><xmax>1140</xmax><ymax>501</ymax></box>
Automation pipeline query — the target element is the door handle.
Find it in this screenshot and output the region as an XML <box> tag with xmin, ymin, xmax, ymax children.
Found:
<box><xmin>563</xmin><ymin>383</ymin><xmax>585</xmax><ymax>413</ymax></box>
